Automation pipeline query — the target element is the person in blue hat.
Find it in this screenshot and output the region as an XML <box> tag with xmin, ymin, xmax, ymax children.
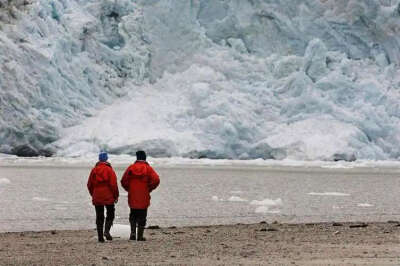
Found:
<box><xmin>87</xmin><ymin>152</ymin><xmax>119</xmax><ymax>242</ymax></box>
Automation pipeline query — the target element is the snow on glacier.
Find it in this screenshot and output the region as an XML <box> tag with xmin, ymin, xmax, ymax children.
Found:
<box><xmin>1</xmin><ymin>0</ymin><xmax>400</xmax><ymax>160</ymax></box>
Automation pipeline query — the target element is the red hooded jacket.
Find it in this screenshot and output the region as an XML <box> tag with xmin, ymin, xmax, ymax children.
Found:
<box><xmin>87</xmin><ymin>162</ymin><xmax>119</xmax><ymax>205</ymax></box>
<box><xmin>121</xmin><ymin>161</ymin><xmax>160</xmax><ymax>209</ymax></box>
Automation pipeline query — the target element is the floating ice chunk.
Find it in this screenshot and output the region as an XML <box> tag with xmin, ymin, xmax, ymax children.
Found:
<box><xmin>308</xmin><ymin>192</ymin><xmax>350</xmax><ymax>196</ymax></box>
<box><xmin>251</xmin><ymin>198</ymin><xmax>283</xmax><ymax>214</ymax></box>
<box><xmin>32</xmin><ymin>197</ymin><xmax>50</xmax><ymax>202</ymax></box>
<box><xmin>0</xmin><ymin>178</ymin><xmax>10</xmax><ymax>185</ymax></box>
<box><xmin>110</xmin><ymin>224</ymin><xmax>130</xmax><ymax>239</ymax></box>
<box><xmin>250</xmin><ymin>198</ymin><xmax>283</xmax><ymax>207</ymax></box>
<box><xmin>255</xmin><ymin>206</ymin><xmax>281</xmax><ymax>214</ymax></box>
<box><xmin>212</xmin><ymin>196</ymin><xmax>220</xmax><ymax>201</ymax></box>
<box><xmin>357</xmin><ymin>203</ymin><xmax>373</xmax><ymax>207</ymax></box>
<box><xmin>227</xmin><ymin>196</ymin><xmax>247</xmax><ymax>202</ymax></box>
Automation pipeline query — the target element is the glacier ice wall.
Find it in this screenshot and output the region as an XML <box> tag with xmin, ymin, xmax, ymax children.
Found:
<box><xmin>1</xmin><ymin>0</ymin><xmax>400</xmax><ymax>160</ymax></box>
<box><xmin>0</xmin><ymin>0</ymin><xmax>150</xmax><ymax>155</ymax></box>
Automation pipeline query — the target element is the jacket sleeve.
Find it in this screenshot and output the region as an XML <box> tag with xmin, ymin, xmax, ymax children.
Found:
<box><xmin>148</xmin><ymin>166</ymin><xmax>160</xmax><ymax>192</ymax></box>
<box><xmin>121</xmin><ymin>167</ymin><xmax>131</xmax><ymax>192</ymax></box>
<box><xmin>87</xmin><ymin>168</ymin><xmax>95</xmax><ymax>196</ymax></box>
<box><xmin>109</xmin><ymin>168</ymin><xmax>119</xmax><ymax>201</ymax></box>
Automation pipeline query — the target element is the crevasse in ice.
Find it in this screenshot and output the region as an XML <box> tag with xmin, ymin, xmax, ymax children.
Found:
<box><xmin>1</xmin><ymin>0</ymin><xmax>400</xmax><ymax>160</ymax></box>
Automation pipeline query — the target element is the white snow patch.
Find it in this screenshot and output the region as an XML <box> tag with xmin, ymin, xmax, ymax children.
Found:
<box><xmin>357</xmin><ymin>203</ymin><xmax>374</xmax><ymax>207</ymax></box>
<box><xmin>308</xmin><ymin>192</ymin><xmax>350</xmax><ymax>196</ymax></box>
<box><xmin>230</xmin><ymin>190</ymin><xmax>243</xmax><ymax>194</ymax></box>
<box><xmin>227</xmin><ymin>196</ymin><xmax>247</xmax><ymax>202</ymax></box>
<box><xmin>0</xmin><ymin>178</ymin><xmax>10</xmax><ymax>185</ymax></box>
<box><xmin>110</xmin><ymin>224</ymin><xmax>131</xmax><ymax>239</ymax></box>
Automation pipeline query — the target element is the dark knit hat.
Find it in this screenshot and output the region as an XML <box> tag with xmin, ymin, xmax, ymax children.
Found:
<box><xmin>136</xmin><ymin>150</ymin><xmax>146</xmax><ymax>161</ymax></box>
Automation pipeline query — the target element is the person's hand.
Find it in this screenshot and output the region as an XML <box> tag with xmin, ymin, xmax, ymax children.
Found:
<box><xmin>114</xmin><ymin>199</ymin><xmax>118</xmax><ymax>204</ymax></box>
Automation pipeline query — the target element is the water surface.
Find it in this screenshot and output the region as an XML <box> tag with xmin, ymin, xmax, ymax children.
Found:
<box><xmin>0</xmin><ymin>164</ymin><xmax>399</xmax><ymax>232</ymax></box>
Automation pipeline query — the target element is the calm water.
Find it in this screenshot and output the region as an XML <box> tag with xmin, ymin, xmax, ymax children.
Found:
<box><xmin>0</xmin><ymin>164</ymin><xmax>399</xmax><ymax>232</ymax></box>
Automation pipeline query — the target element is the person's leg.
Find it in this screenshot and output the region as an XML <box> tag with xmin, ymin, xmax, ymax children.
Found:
<box><xmin>137</xmin><ymin>209</ymin><xmax>148</xmax><ymax>241</ymax></box>
<box><xmin>129</xmin><ymin>208</ymin><xmax>137</xmax><ymax>240</ymax></box>
<box><xmin>104</xmin><ymin>204</ymin><xmax>115</xmax><ymax>240</ymax></box>
<box><xmin>95</xmin><ymin>205</ymin><xmax>105</xmax><ymax>242</ymax></box>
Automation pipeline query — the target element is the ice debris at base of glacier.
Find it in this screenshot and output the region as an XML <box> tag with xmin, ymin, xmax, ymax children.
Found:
<box><xmin>1</xmin><ymin>0</ymin><xmax>400</xmax><ymax>161</ymax></box>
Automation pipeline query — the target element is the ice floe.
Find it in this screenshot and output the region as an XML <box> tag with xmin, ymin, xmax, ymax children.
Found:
<box><xmin>308</xmin><ymin>192</ymin><xmax>350</xmax><ymax>196</ymax></box>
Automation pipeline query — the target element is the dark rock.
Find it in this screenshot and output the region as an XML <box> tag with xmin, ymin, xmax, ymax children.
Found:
<box><xmin>38</xmin><ymin>149</ymin><xmax>53</xmax><ymax>157</ymax></box>
<box><xmin>259</xmin><ymin>227</ymin><xmax>278</xmax><ymax>232</ymax></box>
<box><xmin>169</xmin><ymin>226</ymin><xmax>177</xmax><ymax>229</ymax></box>
<box><xmin>102</xmin><ymin>257</ymin><xmax>108</xmax><ymax>260</ymax></box>
<box><xmin>147</xmin><ymin>225</ymin><xmax>160</xmax><ymax>230</ymax></box>
<box><xmin>51</xmin><ymin>230</ymin><xmax>57</xmax><ymax>235</ymax></box>
<box><xmin>259</xmin><ymin>221</ymin><xmax>267</xmax><ymax>224</ymax></box>
<box><xmin>333</xmin><ymin>153</ymin><xmax>356</xmax><ymax>162</ymax></box>
<box><xmin>349</xmin><ymin>223</ymin><xmax>368</xmax><ymax>228</ymax></box>
<box><xmin>387</xmin><ymin>220</ymin><xmax>399</xmax><ymax>224</ymax></box>
<box><xmin>332</xmin><ymin>222</ymin><xmax>343</xmax><ymax>226</ymax></box>
<box><xmin>12</xmin><ymin>145</ymin><xmax>39</xmax><ymax>157</ymax></box>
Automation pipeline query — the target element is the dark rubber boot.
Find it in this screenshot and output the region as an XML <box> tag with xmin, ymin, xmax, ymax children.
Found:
<box><xmin>104</xmin><ymin>220</ymin><xmax>113</xmax><ymax>241</ymax></box>
<box><xmin>137</xmin><ymin>226</ymin><xmax>146</xmax><ymax>241</ymax></box>
<box><xmin>97</xmin><ymin>223</ymin><xmax>105</xmax><ymax>243</ymax></box>
<box><xmin>129</xmin><ymin>221</ymin><xmax>136</xmax><ymax>241</ymax></box>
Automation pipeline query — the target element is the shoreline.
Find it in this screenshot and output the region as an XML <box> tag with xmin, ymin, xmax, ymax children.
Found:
<box><xmin>1</xmin><ymin>221</ymin><xmax>399</xmax><ymax>265</ymax></box>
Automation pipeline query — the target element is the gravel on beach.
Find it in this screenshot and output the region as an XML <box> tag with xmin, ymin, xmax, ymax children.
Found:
<box><xmin>0</xmin><ymin>222</ymin><xmax>399</xmax><ymax>265</ymax></box>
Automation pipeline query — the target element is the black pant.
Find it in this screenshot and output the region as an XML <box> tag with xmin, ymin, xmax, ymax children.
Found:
<box><xmin>129</xmin><ymin>209</ymin><xmax>147</xmax><ymax>227</ymax></box>
<box><xmin>95</xmin><ymin>205</ymin><xmax>115</xmax><ymax>227</ymax></box>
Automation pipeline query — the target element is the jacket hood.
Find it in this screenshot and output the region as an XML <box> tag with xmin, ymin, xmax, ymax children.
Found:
<box><xmin>130</xmin><ymin>161</ymin><xmax>149</xmax><ymax>176</ymax></box>
<box><xmin>93</xmin><ymin>162</ymin><xmax>111</xmax><ymax>182</ymax></box>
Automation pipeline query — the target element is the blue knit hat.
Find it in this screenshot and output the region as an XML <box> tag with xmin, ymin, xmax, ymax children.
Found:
<box><xmin>99</xmin><ymin>152</ymin><xmax>108</xmax><ymax>162</ymax></box>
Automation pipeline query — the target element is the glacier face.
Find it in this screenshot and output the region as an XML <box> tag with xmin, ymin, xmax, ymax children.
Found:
<box><xmin>1</xmin><ymin>0</ymin><xmax>400</xmax><ymax>160</ymax></box>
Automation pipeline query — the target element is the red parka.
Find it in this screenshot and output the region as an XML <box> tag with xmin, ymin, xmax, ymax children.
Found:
<box><xmin>87</xmin><ymin>162</ymin><xmax>119</xmax><ymax>205</ymax></box>
<box><xmin>121</xmin><ymin>161</ymin><xmax>160</xmax><ymax>209</ymax></box>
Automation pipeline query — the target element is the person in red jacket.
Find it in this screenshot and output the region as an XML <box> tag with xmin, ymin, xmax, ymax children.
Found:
<box><xmin>121</xmin><ymin>150</ymin><xmax>160</xmax><ymax>241</ymax></box>
<box><xmin>87</xmin><ymin>152</ymin><xmax>119</xmax><ymax>242</ymax></box>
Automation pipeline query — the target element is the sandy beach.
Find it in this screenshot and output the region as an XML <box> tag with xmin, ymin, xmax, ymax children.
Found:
<box><xmin>0</xmin><ymin>221</ymin><xmax>399</xmax><ymax>265</ymax></box>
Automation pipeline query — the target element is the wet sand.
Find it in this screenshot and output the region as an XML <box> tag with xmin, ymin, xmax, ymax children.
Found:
<box><xmin>0</xmin><ymin>221</ymin><xmax>399</xmax><ymax>265</ymax></box>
